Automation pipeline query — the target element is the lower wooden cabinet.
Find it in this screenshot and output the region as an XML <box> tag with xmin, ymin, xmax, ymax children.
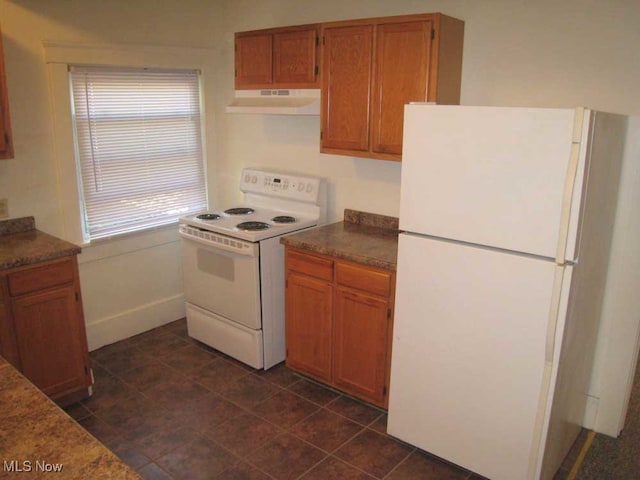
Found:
<box><xmin>285</xmin><ymin>247</ymin><xmax>395</xmax><ymax>408</ymax></box>
<box><xmin>0</xmin><ymin>255</ymin><xmax>92</xmax><ymax>404</ymax></box>
<box><xmin>334</xmin><ymin>286</ymin><xmax>391</xmax><ymax>405</ymax></box>
<box><xmin>286</xmin><ymin>271</ymin><xmax>333</xmax><ymax>382</ymax></box>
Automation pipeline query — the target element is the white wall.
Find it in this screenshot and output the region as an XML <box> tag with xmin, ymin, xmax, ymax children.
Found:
<box><xmin>0</xmin><ymin>0</ymin><xmax>228</xmax><ymax>349</ymax></box>
<box><xmin>1</xmin><ymin>0</ymin><xmax>639</xmax><ymax>436</ymax></box>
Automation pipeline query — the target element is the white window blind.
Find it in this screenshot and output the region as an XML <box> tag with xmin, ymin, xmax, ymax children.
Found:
<box><xmin>70</xmin><ymin>66</ymin><xmax>207</xmax><ymax>241</ymax></box>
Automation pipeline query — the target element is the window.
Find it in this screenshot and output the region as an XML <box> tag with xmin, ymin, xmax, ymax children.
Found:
<box><xmin>70</xmin><ymin>66</ymin><xmax>207</xmax><ymax>241</ymax></box>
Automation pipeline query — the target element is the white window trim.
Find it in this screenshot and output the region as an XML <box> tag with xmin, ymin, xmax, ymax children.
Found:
<box><xmin>44</xmin><ymin>41</ymin><xmax>216</xmax><ymax>248</ymax></box>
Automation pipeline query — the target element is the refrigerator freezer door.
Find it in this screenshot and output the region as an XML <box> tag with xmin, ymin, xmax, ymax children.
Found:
<box><xmin>400</xmin><ymin>105</ymin><xmax>589</xmax><ymax>261</ymax></box>
<box><xmin>388</xmin><ymin>233</ymin><xmax>571</xmax><ymax>480</ymax></box>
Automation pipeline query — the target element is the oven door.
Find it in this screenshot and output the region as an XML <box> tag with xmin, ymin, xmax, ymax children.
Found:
<box><xmin>181</xmin><ymin>233</ymin><xmax>261</xmax><ymax>329</ymax></box>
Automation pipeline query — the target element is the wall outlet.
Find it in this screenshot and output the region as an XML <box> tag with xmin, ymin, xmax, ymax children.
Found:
<box><xmin>0</xmin><ymin>198</ymin><xmax>8</xmax><ymax>219</ymax></box>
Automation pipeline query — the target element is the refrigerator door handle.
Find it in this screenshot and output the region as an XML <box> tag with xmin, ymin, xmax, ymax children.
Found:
<box><xmin>545</xmin><ymin>266</ymin><xmax>573</xmax><ymax>363</ymax></box>
<box><xmin>556</xmin><ymin>107</ymin><xmax>588</xmax><ymax>264</ymax></box>
<box><xmin>555</xmin><ymin>141</ymin><xmax>583</xmax><ymax>264</ymax></box>
<box><xmin>528</xmin><ymin>362</ymin><xmax>554</xmax><ymax>480</ymax></box>
<box><xmin>530</xmin><ymin>265</ymin><xmax>573</xmax><ymax>479</ymax></box>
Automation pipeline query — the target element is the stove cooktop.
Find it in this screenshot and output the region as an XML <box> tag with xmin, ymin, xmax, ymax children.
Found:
<box><xmin>181</xmin><ymin>168</ymin><xmax>325</xmax><ymax>243</ymax></box>
<box><xmin>180</xmin><ymin>205</ymin><xmax>319</xmax><ymax>242</ymax></box>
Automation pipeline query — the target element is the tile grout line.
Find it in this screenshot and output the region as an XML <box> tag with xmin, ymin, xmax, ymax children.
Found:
<box><xmin>89</xmin><ymin>342</ymin><xmax>263</xmax><ymax>475</ymax></box>
<box><xmin>86</xmin><ymin>322</ymin><xmax>425</xmax><ymax>479</ymax></box>
<box><xmin>379</xmin><ymin>447</ymin><xmax>415</xmax><ymax>479</ymax></box>
<box><xmin>242</xmin><ymin>392</ymin><xmax>386</xmax><ymax>478</ymax></box>
<box><xmin>199</xmin><ymin>431</ymin><xmax>279</xmax><ymax>480</ymax></box>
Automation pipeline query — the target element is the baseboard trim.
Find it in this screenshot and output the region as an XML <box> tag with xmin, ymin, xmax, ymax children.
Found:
<box><xmin>583</xmin><ymin>394</ymin><xmax>599</xmax><ymax>430</ymax></box>
<box><xmin>567</xmin><ymin>430</ymin><xmax>596</xmax><ymax>479</ymax></box>
<box><xmin>85</xmin><ymin>294</ymin><xmax>186</xmax><ymax>351</ymax></box>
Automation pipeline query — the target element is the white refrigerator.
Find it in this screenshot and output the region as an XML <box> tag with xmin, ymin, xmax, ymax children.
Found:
<box><xmin>387</xmin><ymin>105</ymin><xmax>627</xmax><ymax>480</ymax></box>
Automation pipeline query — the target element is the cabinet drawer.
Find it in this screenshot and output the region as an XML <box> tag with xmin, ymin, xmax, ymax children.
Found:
<box><xmin>336</xmin><ymin>262</ymin><xmax>391</xmax><ymax>297</ymax></box>
<box><xmin>8</xmin><ymin>258</ymin><xmax>75</xmax><ymax>296</ymax></box>
<box><xmin>287</xmin><ymin>250</ymin><xmax>333</xmax><ymax>281</ymax></box>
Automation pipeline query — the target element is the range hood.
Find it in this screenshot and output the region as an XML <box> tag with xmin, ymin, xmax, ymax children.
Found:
<box><xmin>226</xmin><ymin>89</ymin><xmax>320</xmax><ymax>115</ymax></box>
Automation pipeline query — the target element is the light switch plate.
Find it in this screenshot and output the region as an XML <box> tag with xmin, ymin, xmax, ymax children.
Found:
<box><xmin>0</xmin><ymin>198</ymin><xmax>8</xmax><ymax>218</ymax></box>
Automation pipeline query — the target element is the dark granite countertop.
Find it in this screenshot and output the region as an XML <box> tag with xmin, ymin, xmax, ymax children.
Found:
<box><xmin>0</xmin><ymin>356</ymin><xmax>140</xmax><ymax>479</ymax></box>
<box><xmin>0</xmin><ymin>217</ymin><xmax>81</xmax><ymax>271</ymax></box>
<box><xmin>280</xmin><ymin>209</ymin><xmax>399</xmax><ymax>271</ymax></box>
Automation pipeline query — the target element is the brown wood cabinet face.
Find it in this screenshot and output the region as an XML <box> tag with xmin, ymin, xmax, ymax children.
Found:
<box><xmin>0</xmin><ymin>24</ymin><xmax>14</xmax><ymax>160</ymax></box>
<box><xmin>285</xmin><ymin>248</ymin><xmax>395</xmax><ymax>408</ymax></box>
<box><xmin>235</xmin><ymin>32</ymin><xmax>273</xmax><ymax>87</ymax></box>
<box><xmin>285</xmin><ymin>271</ymin><xmax>333</xmax><ymax>382</ymax></box>
<box><xmin>8</xmin><ymin>256</ymin><xmax>75</xmax><ymax>296</ymax></box>
<box><xmin>320</xmin><ymin>13</ymin><xmax>464</xmax><ymax>161</ymax></box>
<box><xmin>273</xmin><ymin>29</ymin><xmax>318</xmax><ymax>86</ymax></box>
<box><xmin>12</xmin><ymin>285</ymin><xmax>88</xmax><ymax>397</ymax></box>
<box><xmin>334</xmin><ymin>287</ymin><xmax>390</xmax><ymax>405</ymax></box>
<box><xmin>336</xmin><ymin>261</ymin><xmax>391</xmax><ymax>297</ymax></box>
<box><xmin>0</xmin><ymin>256</ymin><xmax>91</xmax><ymax>403</ymax></box>
<box><xmin>287</xmin><ymin>248</ymin><xmax>333</xmax><ymax>281</ymax></box>
<box><xmin>320</xmin><ymin>25</ymin><xmax>373</xmax><ymax>152</ymax></box>
<box><xmin>235</xmin><ymin>25</ymin><xmax>319</xmax><ymax>89</ymax></box>
<box><xmin>371</xmin><ymin>21</ymin><xmax>432</xmax><ymax>156</ymax></box>
<box><xmin>0</xmin><ymin>276</ymin><xmax>19</xmax><ymax>367</ymax></box>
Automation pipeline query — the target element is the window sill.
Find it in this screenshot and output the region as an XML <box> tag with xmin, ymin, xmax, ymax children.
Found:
<box><xmin>78</xmin><ymin>222</ymin><xmax>181</xmax><ymax>264</ymax></box>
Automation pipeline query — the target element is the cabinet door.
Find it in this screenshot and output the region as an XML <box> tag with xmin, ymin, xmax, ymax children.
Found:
<box><xmin>371</xmin><ymin>21</ymin><xmax>432</xmax><ymax>156</ymax></box>
<box><xmin>12</xmin><ymin>286</ymin><xmax>89</xmax><ymax>397</ymax></box>
<box><xmin>0</xmin><ymin>277</ymin><xmax>19</xmax><ymax>368</ymax></box>
<box><xmin>321</xmin><ymin>24</ymin><xmax>373</xmax><ymax>152</ymax></box>
<box><xmin>285</xmin><ymin>271</ymin><xmax>333</xmax><ymax>382</ymax></box>
<box><xmin>235</xmin><ymin>32</ymin><xmax>273</xmax><ymax>87</ymax></box>
<box><xmin>273</xmin><ymin>28</ymin><xmax>318</xmax><ymax>86</ymax></box>
<box><xmin>0</xmin><ymin>24</ymin><xmax>13</xmax><ymax>160</ymax></box>
<box><xmin>334</xmin><ymin>286</ymin><xmax>390</xmax><ymax>407</ymax></box>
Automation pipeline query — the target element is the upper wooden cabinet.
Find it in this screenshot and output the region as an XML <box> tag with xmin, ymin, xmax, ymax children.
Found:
<box><xmin>0</xmin><ymin>24</ymin><xmax>14</xmax><ymax>160</ymax></box>
<box><xmin>320</xmin><ymin>13</ymin><xmax>464</xmax><ymax>161</ymax></box>
<box><xmin>235</xmin><ymin>24</ymin><xmax>320</xmax><ymax>89</ymax></box>
<box><xmin>319</xmin><ymin>24</ymin><xmax>373</xmax><ymax>153</ymax></box>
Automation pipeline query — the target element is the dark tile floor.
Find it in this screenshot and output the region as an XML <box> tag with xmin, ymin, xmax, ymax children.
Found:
<box><xmin>64</xmin><ymin>319</ymin><xmax>577</xmax><ymax>480</ymax></box>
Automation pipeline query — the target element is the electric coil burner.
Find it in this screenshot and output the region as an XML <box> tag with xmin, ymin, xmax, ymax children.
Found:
<box><xmin>196</xmin><ymin>213</ymin><xmax>221</xmax><ymax>220</ymax></box>
<box><xmin>225</xmin><ymin>207</ymin><xmax>255</xmax><ymax>215</ymax></box>
<box><xmin>179</xmin><ymin>168</ymin><xmax>326</xmax><ymax>370</ymax></box>
<box><xmin>272</xmin><ymin>215</ymin><xmax>297</xmax><ymax>223</ymax></box>
<box><xmin>236</xmin><ymin>221</ymin><xmax>270</xmax><ymax>231</ymax></box>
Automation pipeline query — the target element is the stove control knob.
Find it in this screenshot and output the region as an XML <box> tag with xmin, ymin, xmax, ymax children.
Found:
<box><xmin>297</xmin><ymin>183</ymin><xmax>305</xmax><ymax>192</ymax></box>
<box><xmin>251</xmin><ymin>175</ymin><xmax>258</xmax><ymax>184</ymax></box>
<box><xmin>306</xmin><ymin>183</ymin><xmax>314</xmax><ymax>193</ymax></box>
<box><xmin>244</xmin><ymin>174</ymin><xmax>251</xmax><ymax>183</ymax></box>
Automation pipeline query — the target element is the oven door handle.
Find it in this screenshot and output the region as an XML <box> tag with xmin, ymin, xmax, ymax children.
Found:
<box><xmin>179</xmin><ymin>230</ymin><xmax>258</xmax><ymax>257</ymax></box>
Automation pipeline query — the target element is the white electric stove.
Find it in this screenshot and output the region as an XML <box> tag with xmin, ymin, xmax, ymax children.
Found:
<box><xmin>179</xmin><ymin>168</ymin><xmax>325</xmax><ymax>369</ymax></box>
